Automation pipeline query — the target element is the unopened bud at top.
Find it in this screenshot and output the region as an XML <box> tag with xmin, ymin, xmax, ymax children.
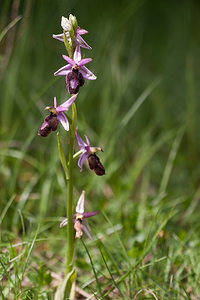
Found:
<box><xmin>61</xmin><ymin>16</ymin><xmax>71</xmax><ymax>31</ymax></box>
<box><xmin>61</xmin><ymin>15</ymin><xmax>78</xmax><ymax>39</ymax></box>
<box><xmin>69</xmin><ymin>14</ymin><xmax>78</xmax><ymax>33</ymax></box>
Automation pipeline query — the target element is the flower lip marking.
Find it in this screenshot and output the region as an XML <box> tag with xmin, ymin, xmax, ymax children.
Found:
<box><xmin>72</xmin><ymin>64</ymin><xmax>79</xmax><ymax>71</ymax></box>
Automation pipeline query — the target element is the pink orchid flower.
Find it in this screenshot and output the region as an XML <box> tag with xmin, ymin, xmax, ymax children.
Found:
<box><xmin>76</xmin><ymin>129</ymin><xmax>105</xmax><ymax>176</ymax></box>
<box><xmin>38</xmin><ymin>94</ymin><xmax>78</xmax><ymax>137</ymax></box>
<box><xmin>54</xmin><ymin>45</ymin><xmax>96</xmax><ymax>94</ymax></box>
<box><xmin>60</xmin><ymin>190</ymin><xmax>99</xmax><ymax>239</ymax></box>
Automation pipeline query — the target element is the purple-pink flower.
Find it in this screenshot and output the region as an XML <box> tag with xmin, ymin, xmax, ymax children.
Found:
<box><xmin>53</xmin><ymin>16</ymin><xmax>92</xmax><ymax>50</ymax></box>
<box><xmin>53</xmin><ymin>29</ymin><xmax>91</xmax><ymax>50</ymax></box>
<box><xmin>60</xmin><ymin>190</ymin><xmax>99</xmax><ymax>239</ymax></box>
<box><xmin>38</xmin><ymin>94</ymin><xmax>78</xmax><ymax>137</ymax></box>
<box><xmin>54</xmin><ymin>45</ymin><xmax>96</xmax><ymax>94</ymax></box>
<box><xmin>76</xmin><ymin>129</ymin><xmax>105</xmax><ymax>176</ymax></box>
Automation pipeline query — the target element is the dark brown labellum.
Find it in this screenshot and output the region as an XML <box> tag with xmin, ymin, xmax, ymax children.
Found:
<box><xmin>88</xmin><ymin>153</ymin><xmax>105</xmax><ymax>176</ymax></box>
<box><xmin>67</xmin><ymin>69</ymin><xmax>85</xmax><ymax>94</ymax></box>
<box><xmin>94</xmin><ymin>162</ymin><xmax>105</xmax><ymax>176</ymax></box>
<box><xmin>48</xmin><ymin>115</ymin><xmax>59</xmax><ymax>131</ymax></box>
<box><xmin>38</xmin><ymin>125</ymin><xmax>51</xmax><ymax>137</ymax></box>
<box><xmin>38</xmin><ymin>113</ymin><xmax>59</xmax><ymax>137</ymax></box>
<box><xmin>88</xmin><ymin>153</ymin><xmax>99</xmax><ymax>170</ymax></box>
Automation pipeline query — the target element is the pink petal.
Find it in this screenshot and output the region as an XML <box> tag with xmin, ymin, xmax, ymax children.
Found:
<box><xmin>84</xmin><ymin>135</ymin><xmax>91</xmax><ymax>147</ymax></box>
<box><xmin>77</xmin><ymin>28</ymin><xmax>88</xmax><ymax>35</ymax></box>
<box><xmin>57</xmin><ymin>112</ymin><xmax>69</xmax><ymax>131</ymax></box>
<box><xmin>76</xmin><ymin>129</ymin><xmax>87</xmax><ymax>147</ymax></box>
<box><xmin>78</xmin><ymin>58</ymin><xmax>92</xmax><ymax>67</ymax></box>
<box><xmin>80</xmin><ymin>66</ymin><xmax>97</xmax><ymax>80</ymax></box>
<box><xmin>83</xmin><ymin>211</ymin><xmax>99</xmax><ymax>218</ymax></box>
<box><xmin>83</xmin><ymin>220</ymin><xmax>93</xmax><ymax>239</ymax></box>
<box><xmin>76</xmin><ymin>34</ymin><xmax>92</xmax><ymax>50</ymax></box>
<box><xmin>54</xmin><ymin>64</ymin><xmax>71</xmax><ymax>76</ymax></box>
<box><xmin>76</xmin><ymin>190</ymin><xmax>85</xmax><ymax>214</ymax></box>
<box><xmin>60</xmin><ymin>215</ymin><xmax>76</xmax><ymax>227</ymax></box>
<box><xmin>53</xmin><ymin>32</ymin><xmax>70</xmax><ymax>42</ymax></box>
<box><xmin>52</xmin><ymin>33</ymin><xmax>64</xmax><ymax>42</ymax></box>
<box><xmin>73</xmin><ymin>45</ymin><xmax>82</xmax><ymax>63</ymax></box>
<box><xmin>62</xmin><ymin>55</ymin><xmax>75</xmax><ymax>66</ymax></box>
<box><xmin>60</xmin><ymin>218</ymin><xmax>68</xmax><ymax>227</ymax></box>
<box><xmin>54</xmin><ymin>96</ymin><xmax>57</xmax><ymax>108</ymax></box>
<box><xmin>57</xmin><ymin>94</ymin><xmax>78</xmax><ymax>112</ymax></box>
<box><xmin>78</xmin><ymin>151</ymin><xmax>88</xmax><ymax>171</ymax></box>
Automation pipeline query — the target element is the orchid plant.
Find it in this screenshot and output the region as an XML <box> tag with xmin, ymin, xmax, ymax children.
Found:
<box><xmin>38</xmin><ymin>15</ymin><xmax>105</xmax><ymax>299</ymax></box>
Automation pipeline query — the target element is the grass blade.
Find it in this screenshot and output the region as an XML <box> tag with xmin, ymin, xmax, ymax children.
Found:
<box><xmin>0</xmin><ymin>15</ymin><xmax>22</xmax><ymax>43</ymax></box>
<box><xmin>0</xmin><ymin>194</ymin><xmax>15</xmax><ymax>225</ymax></box>
<box><xmin>81</xmin><ymin>239</ymin><xmax>103</xmax><ymax>299</ymax></box>
<box><xmin>99</xmin><ymin>246</ymin><xmax>125</xmax><ymax>299</ymax></box>
<box><xmin>159</xmin><ymin>127</ymin><xmax>184</xmax><ymax>193</ymax></box>
<box><xmin>20</xmin><ymin>227</ymin><xmax>39</xmax><ymax>289</ymax></box>
<box><xmin>120</xmin><ymin>77</ymin><xmax>161</xmax><ymax>127</ymax></box>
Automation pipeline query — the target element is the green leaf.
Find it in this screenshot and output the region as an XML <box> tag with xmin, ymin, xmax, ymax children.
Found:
<box><xmin>120</xmin><ymin>77</ymin><xmax>161</xmax><ymax>128</ymax></box>
<box><xmin>99</xmin><ymin>247</ymin><xmax>125</xmax><ymax>299</ymax></box>
<box><xmin>81</xmin><ymin>239</ymin><xmax>103</xmax><ymax>298</ymax></box>
<box><xmin>54</xmin><ymin>268</ymin><xmax>76</xmax><ymax>300</ymax></box>
<box><xmin>0</xmin><ymin>15</ymin><xmax>22</xmax><ymax>44</ymax></box>
<box><xmin>57</xmin><ymin>132</ymin><xmax>69</xmax><ymax>180</ymax></box>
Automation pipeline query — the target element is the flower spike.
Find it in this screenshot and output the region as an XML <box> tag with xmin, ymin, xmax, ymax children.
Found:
<box><xmin>38</xmin><ymin>94</ymin><xmax>78</xmax><ymax>137</ymax></box>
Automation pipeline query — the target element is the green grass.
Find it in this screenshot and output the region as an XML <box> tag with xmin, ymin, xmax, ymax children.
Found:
<box><xmin>1</xmin><ymin>0</ymin><xmax>200</xmax><ymax>299</ymax></box>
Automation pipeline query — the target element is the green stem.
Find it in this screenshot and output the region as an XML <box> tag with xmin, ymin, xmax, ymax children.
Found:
<box><xmin>56</xmin><ymin>104</ymin><xmax>77</xmax><ymax>299</ymax></box>
<box><xmin>66</xmin><ymin>128</ymin><xmax>75</xmax><ymax>275</ymax></box>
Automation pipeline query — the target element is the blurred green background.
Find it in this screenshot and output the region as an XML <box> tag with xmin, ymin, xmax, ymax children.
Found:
<box><xmin>1</xmin><ymin>0</ymin><xmax>200</xmax><ymax>298</ymax></box>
